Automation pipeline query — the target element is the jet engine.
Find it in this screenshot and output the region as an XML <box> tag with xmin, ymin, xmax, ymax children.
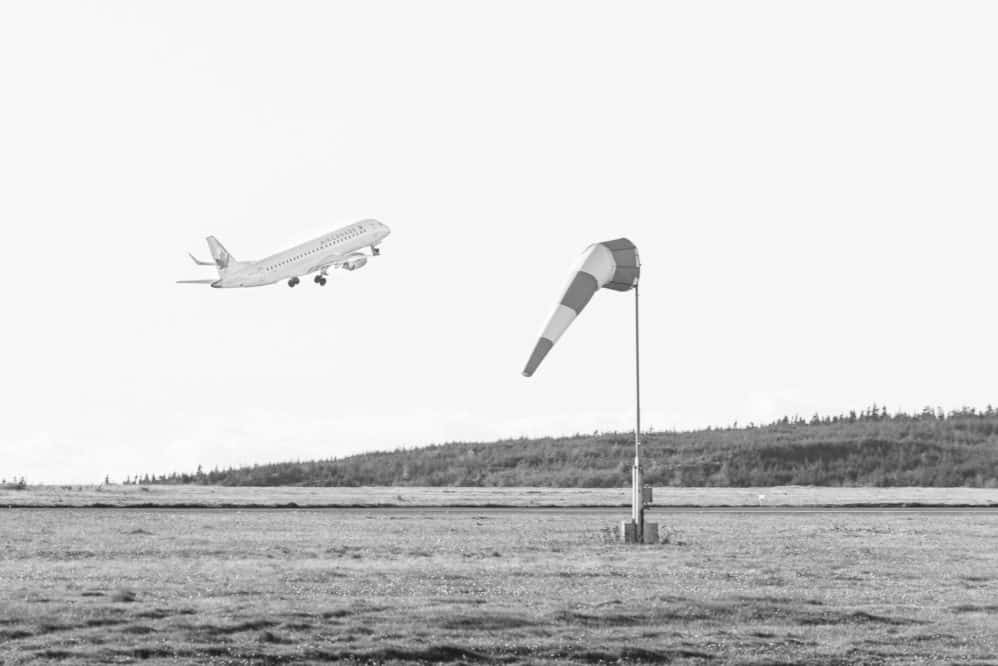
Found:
<box><xmin>342</xmin><ymin>253</ymin><xmax>368</xmax><ymax>271</ymax></box>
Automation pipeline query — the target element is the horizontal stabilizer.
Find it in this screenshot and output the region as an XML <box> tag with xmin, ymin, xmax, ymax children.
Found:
<box><xmin>189</xmin><ymin>253</ymin><xmax>215</xmax><ymax>266</ymax></box>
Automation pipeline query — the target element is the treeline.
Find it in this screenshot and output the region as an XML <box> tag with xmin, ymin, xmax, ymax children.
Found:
<box><xmin>139</xmin><ymin>405</ymin><xmax>998</xmax><ymax>488</ymax></box>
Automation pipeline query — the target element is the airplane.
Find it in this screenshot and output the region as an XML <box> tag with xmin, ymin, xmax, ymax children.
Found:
<box><xmin>178</xmin><ymin>219</ymin><xmax>391</xmax><ymax>288</ymax></box>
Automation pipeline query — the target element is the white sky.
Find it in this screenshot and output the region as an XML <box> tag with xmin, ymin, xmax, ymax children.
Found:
<box><xmin>2</xmin><ymin>1</ymin><xmax>996</xmax><ymax>483</ymax></box>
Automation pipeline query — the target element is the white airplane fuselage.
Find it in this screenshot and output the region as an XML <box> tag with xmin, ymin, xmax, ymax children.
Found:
<box><xmin>186</xmin><ymin>219</ymin><xmax>391</xmax><ymax>288</ymax></box>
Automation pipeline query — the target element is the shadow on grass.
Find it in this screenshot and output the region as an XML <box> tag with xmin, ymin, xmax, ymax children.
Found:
<box><xmin>182</xmin><ymin>618</ymin><xmax>278</xmax><ymax>638</ymax></box>
<box><xmin>950</xmin><ymin>604</ymin><xmax>998</xmax><ymax>614</ymax></box>
<box><xmin>320</xmin><ymin>603</ymin><xmax>390</xmax><ymax>619</ymax></box>
<box><xmin>553</xmin><ymin>598</ymin><xmax>924</xmax><ymax>628</ymax></box>
<box><xmin>794</xmin><ymin>610</ymin><xmax>922</xmax><ymax>626</ymax></box>
<box><xmin>135</xmin><ymin>607</ymin><xmax>196</xmax><ymax>620</ymax></box>
<box><xmin>0</xmin><ymin>628</ymin><xmax>33</xmax><ymax>640</ymax></box>
<box><xmin>437</xmin><ymin>612</ymin><xmax>535</xmax><ymax>631</ymax></box>
<box><xmin>258</xmin><ymin>629</ymin><xmax>294</xmax><ymax>644</ymax></box>
<box><xmin>547</xmin><ymin>646</ymin><xmax>715</xmax><ymax>663</ymax></box>
<box><xmin>29</xmin><ymin>643</ymin><xmax>712</xmax><ymax>663</ymax></box>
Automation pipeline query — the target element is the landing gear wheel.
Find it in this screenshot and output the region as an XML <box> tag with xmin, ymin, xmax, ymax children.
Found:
<box><xmin>314</xmin><ymin>274</ymin><xmax>323</xmax><ymax>284</ymax></box>
<box><xmin>372</xmin><ymin>246</ymin><xmax>381</xmax><ymax>256</ymax></box>
<box><xmin>288</xmin><ymin>277</ymin><xmax>300</xmax><ymax>288</ymax></box>
<box><xmin>317</xmin><ymin>276</ymin><xmax>327</xmax><ymax>286</ymax></box>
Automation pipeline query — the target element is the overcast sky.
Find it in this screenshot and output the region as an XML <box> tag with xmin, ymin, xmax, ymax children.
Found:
<box><xmin>2</xmin><ymin>1</ymin><xmax>996</xmax><ymax>483</ymax></box>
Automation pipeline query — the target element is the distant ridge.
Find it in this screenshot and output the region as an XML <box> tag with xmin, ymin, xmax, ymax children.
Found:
<box><xmin>141</xmin><ymin>406</ymin><xmax>998</xmax><ymax>488</ymax></box>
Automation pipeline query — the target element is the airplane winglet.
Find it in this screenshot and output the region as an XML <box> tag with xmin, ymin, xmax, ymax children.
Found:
<box><xmin>189</xmin><ymin>252</ymin><xmax>215</xmax><ymax>266</ymax></box>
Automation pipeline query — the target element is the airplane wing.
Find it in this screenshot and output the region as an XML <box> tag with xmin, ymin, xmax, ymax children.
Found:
<box><xmin>176</xmin><ymin>279</ymin><xmax>216</xmax><ymax>284</ymax></box>
<box><xmin>300</xmin><ymin>250</ymin><xmax>372</xmax><ymax>277</ymax></box>
<box><xmin>309</xmin><ymin>255</ymin><xmax>349</xmax><ymax>273</ymax></box>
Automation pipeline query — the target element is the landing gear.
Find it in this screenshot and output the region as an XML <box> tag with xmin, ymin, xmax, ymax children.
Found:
<box><xmin>314</xmin><ymin>274</ymin><xmax>327</xmax><ymax>286</ymax></box>
<box><xmin>371</xmin><ymin>246</ymin><xmax>381</xmax><ymax>256</ymax></box>
<box><xmin>288</xmin><ymin>277</ymin><xmax>300</xmax><ymax>288</ymax></box>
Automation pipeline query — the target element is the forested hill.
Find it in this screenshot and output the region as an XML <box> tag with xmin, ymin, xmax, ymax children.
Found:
<box><xmin>143</xmin><ymin>406</ymin><xmax>998</xmax><ymax>488</ymax></box>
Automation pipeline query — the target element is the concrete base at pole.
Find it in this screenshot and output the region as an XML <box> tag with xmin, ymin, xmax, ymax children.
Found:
<box><xmin>620</xmin><ymin>520</ymin><xmax>638</xmax><ymax>544</ymax></box>
<box><xmin>643</xmin><ymin>522</ymin><xmax>659</xmax><ymax>544</ymax></box>
<box><xmin>620</xmin><ymin>520</ymin><xmax>659</xmax><ymax>544</ymax></box>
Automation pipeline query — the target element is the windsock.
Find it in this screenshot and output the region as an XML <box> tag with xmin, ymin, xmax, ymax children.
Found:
<box><xmin>522</xmin><ymin>238</ymin><xmax>640</xmax><ymax>377</ymax></box>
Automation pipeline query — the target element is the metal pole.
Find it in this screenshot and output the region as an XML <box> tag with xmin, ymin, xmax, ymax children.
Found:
<box><xmin>632</xmin><ymin>283</ymin><xmax>643</xmax><ymax>541</ymax></box>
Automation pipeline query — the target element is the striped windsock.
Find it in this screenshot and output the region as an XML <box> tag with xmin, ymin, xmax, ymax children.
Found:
<box><xmin>522</xmin><ymin>238</ymin><xmax>640</xmax><ymax>377</ymax></box>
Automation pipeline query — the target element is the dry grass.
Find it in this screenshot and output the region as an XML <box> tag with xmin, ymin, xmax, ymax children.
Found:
<box><xmin>1</xmin><ymin>507</ymin><xmax>997</xmax><ymax>664</ymax></box>
<box><xmin>3</xmin><ymin>484</ymin><xmax>998</xmax><ymax>508</ymax></box>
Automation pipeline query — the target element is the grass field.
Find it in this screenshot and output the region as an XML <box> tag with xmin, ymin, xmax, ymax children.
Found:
<box><xmin>4</xmin><ymin>484</ymin><xmax>998</xmax><ymax>508</ymax></box>
<box><xmin>1</xmin><ymin>507</ymin><xmax>997</xmax><ymax>664</ymax></box>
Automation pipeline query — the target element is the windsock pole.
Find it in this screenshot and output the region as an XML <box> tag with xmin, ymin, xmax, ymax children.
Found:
<box><xmin>632</xmin><ymin>284</ymin><xmax>643</xmax><ymax>541</ymax></box>
<box><xmin>519</xmin><ymin>237</ymin><xmax>652</xmax><ymax>543</ymax></box>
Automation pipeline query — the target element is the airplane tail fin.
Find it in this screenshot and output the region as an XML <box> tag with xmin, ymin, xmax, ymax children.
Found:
<box><xmin>206</xmin><ymin>236</ymin><xmax>234</xmax><ymax>271</ymax></box>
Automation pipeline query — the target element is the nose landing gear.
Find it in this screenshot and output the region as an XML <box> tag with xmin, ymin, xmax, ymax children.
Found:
<box><xmin>288</xmin><ymin>277</ymin><xmax>300</xmax><ymax>287</ymax></box>
<box><xmin>371</xmin><ymin>246</ymin><xmax>381</xmax><ymax>256</ymax></box>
